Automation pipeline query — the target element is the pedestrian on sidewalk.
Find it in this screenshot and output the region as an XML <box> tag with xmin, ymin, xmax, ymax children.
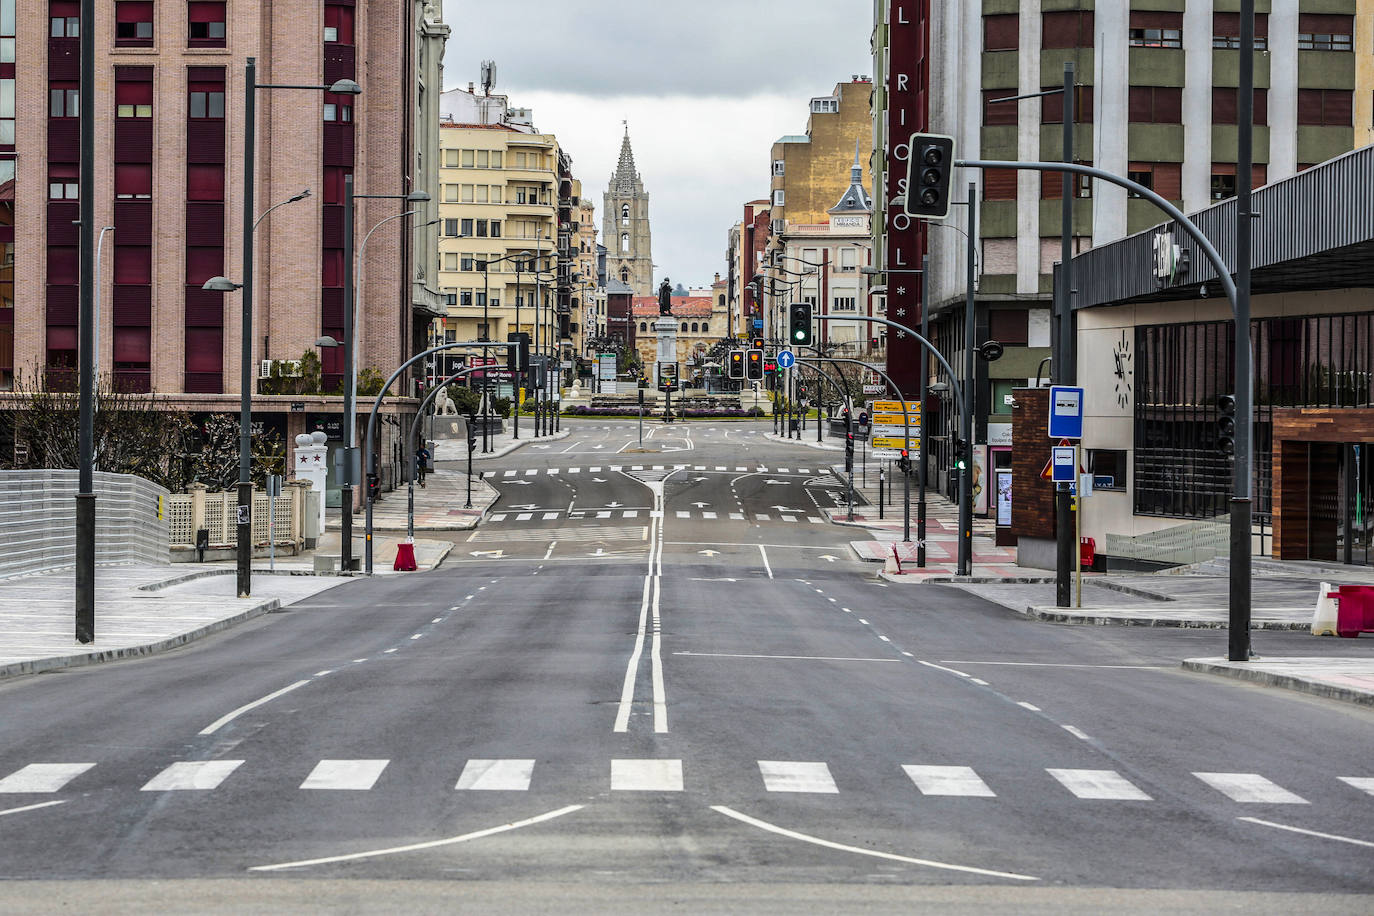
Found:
<box><xmin>416</xmin><ymin>444</ymin><xmax>431</xmax><ymax>488</ymax></box>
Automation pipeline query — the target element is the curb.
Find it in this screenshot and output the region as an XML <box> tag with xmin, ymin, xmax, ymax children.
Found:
<box><xmin>1019</xmin><ymin>605</ymin><xmax>1311</xmax><ymax>629</ymax></box>
<box><xmin>764</xmin><ymin>432</ymin><xmax>843</xmax><ymax>451</ymax></box>
<box><xmin>1181</xmin><ymin>659</ymin><xmax>1374</xmax><ymax>707</ymax></box>
<box><xmin>0</xmin><ymin>596</ymin><xmax>283</xmax><ymax>681</ymax></box>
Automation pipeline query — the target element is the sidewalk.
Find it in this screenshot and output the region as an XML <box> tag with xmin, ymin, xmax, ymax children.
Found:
<box><xmin>431</xmin><ymin>425</ymin><xmax>570</xmax><ymax>462</ymax></box>
<box><xmin>0</xmin><ymin>565</ymin><xmax>345</xmax><ymax>679</ymax></box>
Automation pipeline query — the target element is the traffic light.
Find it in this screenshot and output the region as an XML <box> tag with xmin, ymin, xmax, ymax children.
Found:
<box><xmin>845</xmin><ymin>431</ymin><xmax>855</xmax><ymax>472</ymax></box>
<box><xmin>728</xmin><ymin>351</ymin><xmax>744</xmax><ymax>379</ymax></box>
<box><xmin>797</xmin><ymin>385</ymin><xmax>807</xmax><ymax>400</ymax></box>
<box><xmin>751</xmin><ymin>336</ymin><xmax>765</xmax><ymax>350</ymax></box>
<box><xmin>898</xmin><ymin>449</ymin><xmax>912</xmax><ymax>475</ymax></box>
<box><xmin>1217</xmin><ymin>394</ymin><xmax>1237</xmax><ymax>455</ymax></box>
<box><xmin>506</xmin><ymin>332</ymin><xmax>529</xmax><ymax>370</ymax></box>
<box><xmin>746</xmin><ymin>349</ymin><xmax>763</xmax><ymax>380</ymax></box>
<box><xmin>467</xmin><ymin>419</ymin><xmax>478</xmax><ymax>452</ymax></box>
<box><xmin>366</xmin><ymin>472</ymin><xmax>380</xmax><ymax>501</ymax></box>
<box><xmin>789</xmin><ymin>302</ymin><xmax>813</xmax><ymax>346</ymax></box>
<box><xmin>953</xmin><ymin>438</ymin><xmax>968</xmax><ymax>470</ymax></box>
<box><xmin>905</xmin><ymin>132</ymin><xmax>955</xmax><ymax>219</ymax></box>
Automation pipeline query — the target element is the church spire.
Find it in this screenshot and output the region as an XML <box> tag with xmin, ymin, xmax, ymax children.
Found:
<box><xmin>828</xmin><ymin>136</ymin><xmax>872</xmax><ymax>215</ymax></box>
<box><xmin>614</xmin><ymin>124</ymin><xmax>638</xmax><ymax>183</ymax></box>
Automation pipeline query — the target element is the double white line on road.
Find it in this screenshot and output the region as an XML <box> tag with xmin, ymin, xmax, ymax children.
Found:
<box><xmin>614</xmin><ymin>474</ymin><xmax>670</xmax><ymax>734</ymax></box>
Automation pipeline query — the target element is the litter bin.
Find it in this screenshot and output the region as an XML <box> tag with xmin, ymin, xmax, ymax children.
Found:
<box><xmin>1079</xmin><ymin>537</ymin><xmax>1096</xmax><ymax>570</ymax></box>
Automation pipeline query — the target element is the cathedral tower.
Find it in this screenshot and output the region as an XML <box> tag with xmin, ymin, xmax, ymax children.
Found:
<box><xmin>603</xmin><ymin>127</ymin><xmax>653</xmax><ymax>297</ymax></box>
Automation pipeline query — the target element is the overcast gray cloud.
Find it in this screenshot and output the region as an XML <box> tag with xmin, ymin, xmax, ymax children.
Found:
<box><xmin>441</xmin><ymin>1</ymin><xmax>873</xmax><ymax>286</ymax></box>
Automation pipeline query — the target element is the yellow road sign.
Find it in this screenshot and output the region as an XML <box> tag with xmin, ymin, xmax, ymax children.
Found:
<box><xmin>871</xmin><ymin>413</ymin><xmax>920</xmax><ymax>427</ymax></box>
<box><xmin>871</xmin><ymin>435</ymin><xmax>917</xmax><ymax>449</ymax></box>
<box><xmin>870</xmin><ymin>400</ymin><xmax>920</xmax><ymax>415</ymax></box>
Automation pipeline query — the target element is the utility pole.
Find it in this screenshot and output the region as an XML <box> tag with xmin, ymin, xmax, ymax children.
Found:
<box><xmin>1230</xmin><ymin>0</ymin><xmax>1255</xmax><ymax>660</ymax></box>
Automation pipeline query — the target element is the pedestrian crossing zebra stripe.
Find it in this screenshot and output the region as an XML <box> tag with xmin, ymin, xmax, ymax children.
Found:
<box><xmin>5</xmin><ymin>759</ymin><xmax>1347</xmax><ymax>809</ymax></box>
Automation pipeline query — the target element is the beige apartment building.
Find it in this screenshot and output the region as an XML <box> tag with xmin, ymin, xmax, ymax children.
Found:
<box><xmin>572</xmin><ymin>181</ymin><xmax>602</xmax><ymax>360</ymax></box>
<box><xmin>435</xmin><ymin>115</ymin><xmax>560</xmax><ymax>348</ymax></box>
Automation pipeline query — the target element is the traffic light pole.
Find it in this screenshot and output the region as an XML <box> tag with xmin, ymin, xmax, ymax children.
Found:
<box><xmin>952</xmin><ymin>157</ymin><xmax>1243</xmax><ymax>653</ymax></box>
<box><xmin>362</xmin><ymin>341</ymin><xmax>512</xmax><ymax>575</ymax></box>
<box><xmin>959</xmin><ymin>182</ymin><xmax>976</xmax><ymax>577</ymax></box>
<box><xmin>918</xmin><ymin>255</ymin><xmax>929</xmax><ymax>565</ymax></box>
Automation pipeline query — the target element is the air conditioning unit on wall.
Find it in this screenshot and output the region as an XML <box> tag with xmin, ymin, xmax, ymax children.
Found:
<box><xmin>260</xmin><ymin>359</ymin><xmax>273</xmax><ymax>379</ymax></box>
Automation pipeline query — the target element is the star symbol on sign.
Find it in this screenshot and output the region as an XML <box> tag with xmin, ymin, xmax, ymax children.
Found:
<box><xmin>896</xmin><ymin>286</ymin><xmax>906</xmax><ymax>295</ymax></box>
<box><xmin>896</xmin><ymin>330</ymin><xmax>907</xmax><ymax>339</ymax></box>
<box><xmin>896</xmin><ymin>308</ymin><xmax>906</xmax><ymax>317</ymax></box>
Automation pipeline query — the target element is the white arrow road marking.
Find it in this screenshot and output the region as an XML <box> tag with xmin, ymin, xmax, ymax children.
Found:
<box><xmin>507</xmin><ymin>480</ymin><xmax>532</xmax><ymax>486</ymax></box>
<box><xmin>698</xmin><ymin>549</ymin><xmax>720</xmax><ymax>557</ymax></box>
<box><xmin>819</xmin><ymin>555</ymin><xmax>838</xmax><ymax>562</ymax></box>
<box><xmin>765</xmin><ymin>479</ymin><xmax>788</xmax><ymax>485</ymax></box>
<box><xmin>691</xmin><ymin>502</ymin><xmax>710</xmax><ymax>508</ymax></box>
<box><xmin>593</xmin><ymin>477</ymin><xmax>608</xmax><ymax>482</ymax></box>
<box><xmin>470</xmin><ymin>550</ymin><xmax>505</xmax><ymax>558</ymax></box>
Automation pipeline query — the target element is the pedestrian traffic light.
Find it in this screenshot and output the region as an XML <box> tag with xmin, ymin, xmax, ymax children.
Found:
<box><xmin>797</xmin><ymin>385</ymin><xmax>807</xmax><ymax>400</ymax></box>
<box><xmin>954</xmin><ymin>438</ymin><xmax>967</xmax><ymax>470</ymax></box>
<box><xmin>905</xmin><ymin>132</ymin><xmax>955</xmax><ymax>219</ymax></box>
<box><xmin>898</xmin><ymin>449</ymin><xmax>912</xmax><ymax>474</ymax></box>
<box><xmin>506</xmin><ymin>332</ymin><xmax>529</xmax><ymax>370</ymax></box>
<box><xmin>728</xmin><ymin>350</ymin><xmax>745</xmax><ymax>379</ymax></box>
<box><xmin>746</xmin><ymin>349</ymin><xmax>763</xmax><ymax>380</ymax></box>
<box><xmin>789</xmin><ymin>302</ymin><xmax>813</xmax><ymax>346</ymax></box>
<box><xmin>751</xmin><ymin>336</ymin><xmax>765</xmax><ymax>350</ymax></box>
<box><xmin>1217</xmin><ymin>394</ymin><xmax>1237</xmax><ymax>455</ymax></box>
<box><xmin>366</xmin><ymin>472</ymin><xmax>380</xmax><ymax>500</ymax></box>
<box><xmin>845</xmin><ymin>431</ymin><xmax>855</xmax><ymax>473</ymax></box>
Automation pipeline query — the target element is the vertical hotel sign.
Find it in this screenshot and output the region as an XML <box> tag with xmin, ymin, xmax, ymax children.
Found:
<box><xmin>883</xmin><ymin>0</ymin><xmax>929</xmax><ymax>395</ymax></box>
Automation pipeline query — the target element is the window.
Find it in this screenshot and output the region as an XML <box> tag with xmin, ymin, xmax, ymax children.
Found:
<box><xmin>1042</xmin><ymin>11</ymin><xmax>1092</xmax><ymax>49</ymax></box>
<box><xmin>114</xmin><ymin>163</ymin><xmax>151</xmax><ymax>199</ymax></box>
<box><xmin>984</xmin><ymin>14</ymin><xmax>1018</xmax><ymax>51</ymax></box>
<box><xmin>49</xmin><ymin>82</ymin><xmax>79</xmax><ymax>118</ymax></box>
<box><xmin>443</xmin><ymin>291</ymin><xmax>457</xmax><ymax>306</ymax></box>
<box><xmin>323</xmin><ymin>101</ymin><xmax>352</xmax><ymax>122</ymax></box>
<box><xmin>620</xmin><ymin>268</ymin><xmax>629</xmax><ymax>283</ymax></box>
<box><xmin>689</xmin><ymin>322</ymin><xmax>698</xmax><ymax>333</ymax></box>
<box><xmin>115</xmin><ymin>80</ymin><xmax>152</xmax><ymax>118</ymax></box>
<box><xmin>1040</xmin><ymin>167</ymin><xmax>1093</xmax><ymax>200</ymax></box>
<box><xmin>983</xmin><ymin>168</ymin><xmax>1017</xmax><ymax>201</ymax></box>
<box><xmin>1127</xmin><ymin>162</ymin><xmax>1182</xmax><ymax>199</ymax></box>
<box><xmin>983</xmin><ymin>89</ymin><xmax>1018</xmax><ymax>126</ymax></box>
<box><xmin>475</xmin><ymin>219</ymin><xmax>488</xmax><ymax>237</ymax></box>
<box><xmin>460</xmin><ymin>149</ymin><xmax>474</xmax><ymax>168</ymax></box>
<box><xmin>50</xmin><ymin>2</ymin><xmax>78</xmax><ymax>37</ymax></box>
<box><xmin>443</xmin><ymin>253</ymin><xmax>458</xmax><ymax>271</ymax></box>
<box><xmin>1041</xmin><ymin>86</ymin><xmax>1094</xmax><ymax>124</ymax></box>
<box><xmin>115</xmin><ymin>1</ymin><xmax>153</xmax><ymax>46</ymax></box>
<box><xmin>443</xmin><ymin>218</ymin><xmax>458</xmax><ymax>237</ymax></box>
<box><xmin>460</xmin><ymin>255</ymin><xmax>473</xmax><ymax>271</ymax></box>
<box><xmin>0</xmin><ymin>79</ymin><xmax>11</xmax><ymax>145</ymax></box>
<box><xmin>188</xmin><ymin>85</ymin><xmax>225</xmax><ymax>119</ymax></box>
<box><xmin>988</xmin><ymin>309</ymin><xmax>1029</xmax><ymax>346</ymax></box>
<box><xmin>620</xmin><ymin>232</ymin><xmax>629</xmax><ymax>253</ymax></box>
<box><xmin>490</xmin><ymin>151</ymin><xmax>502</xmax><ymax>168</ymax></box>
<box><xmin>462</xmin><ymin>185</ymin><xmax>475</xmax><ymax>203</ymax></box>
<box><xmin>621</xmin><ymin>203</ymin><xmax>629</xmax><ymax>225</ymax></box>
<box><xmin>810</xmin><ymin>97</ymin><xmax>838</xmax><ymax>113</ymax></box>
<box><xmin>48</xmin><ymin>164</ymin><xmax>78</xmax><ymax>199</ymax></box>
<box><xmin>474</xmin><ymin>185</ymin><xmax>487</xmax><ymax>203</ymax></box>
<box><xmin>772</xmin><ymin>189</ymin><xmax>784</xmax><ymax>206</ymax></box>
<box><xmin>1128</xmin><ymin>11</ymin><xmax>1183</xmax><ymax>48</ymax></box>
<box><xmin>187</xmin><ymin>163</ymin><xmax>224</xmax><ymax>200</ymax></box>
<box><xmin>1210</xmin><ymin>163</ymin><xmax>1267</xmax><ymax>200</ymax></box>
<box><xmin>1298</xmin><ymin>14</ymin><xmax>1353</xmax><ymax>51</ymax></box>
<box><xmin>1089</xmin><ymin>449</ymin><xmax>1127</xmax><ymax>490</ymax></box>
<box><xmin>1297</xmin><ymin>89</ymin><xmax>1352</xmax><ymax>126</ymax></box>
<box><xmin>324</xmin><ymin>4</ymin><xmax>353</xmax><ymax>43</ymax></box>
<box><xmin>639</xmin><ymin>322</ymin><xmax>647</xmax><ymax>332</ymax></box>
<box><xmin>460</xmin><ymin>290</ymin><xmax>472</xmax><ymax>306</ymax></box>
<box><xmin>443</xmin><ymin>184</ymin><xmax>458</xmax><ymax>203</ymax></box>
<box><xmin>832</xmin><ymin>296</ymin><xmax>857</xmax><ymax>312</ymax></box>
<box><xmin>1128</xmin><ymin>86</ymin><xmax>1182</xmax><ymax>123</ymax></box>
<box><xmin>187</xmin><ymin>1</ymin><xmax>226</xmax><ymax>46</ymax></box>
<box><xmin>489</xmin><ymin>220</ymin><xmax>500</xmax><ymax>238</ymax></box>
<box><xmin>1213</xmin><ymin>12</ymin><xmax>1268</xmax><ymax>50</ymax></box>
<box><xmin>1211</xmin><ymin>88</ymin><xmax>1268</xmax><ymax>126</ymax></box>
<box><xmin>458</xmin><ymin>218</ymin><xmax>472</xmax><ymax>237</ymax></box>
<box><xmin>771</xmin><ymin>160</ymin><xmax>784</xmax><ymax>177</ymax></box>
<box><xmin>680</xmin><ymin>322</ymin><xmax>688</xmax><ymax>332</ymax></box>
<box><xmin>490</xmin><ymin>185</ymin><xmax>502</xmax><ymax>204</ymax></box>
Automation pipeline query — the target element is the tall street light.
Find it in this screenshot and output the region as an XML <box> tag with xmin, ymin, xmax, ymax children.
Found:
<box><xmin>234</xmin><ymin>56</ymin><xmax>359</xmax><ymax>598</ymax></box>
<box><xmin>201</xmin><ymin>188</ymin><xmax>311</xmax><ymax>587</ymax></box>
<box><xmin>339</xmin><ymin>182</ymin><xmax>429</xmax><ymax>573</ymax></box>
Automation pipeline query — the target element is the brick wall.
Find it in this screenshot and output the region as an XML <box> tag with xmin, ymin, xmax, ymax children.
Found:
<box><xmin>1010</xmin><ymin>387</ymin><xmax>1055</xmax><ymax>539</ymax></box>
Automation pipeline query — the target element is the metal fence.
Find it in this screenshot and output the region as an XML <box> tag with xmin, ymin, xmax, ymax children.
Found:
<box><xmin>1104</xmin><ymin>517</ymin><xmax>1232</xmax><ymax>567</ymax></box>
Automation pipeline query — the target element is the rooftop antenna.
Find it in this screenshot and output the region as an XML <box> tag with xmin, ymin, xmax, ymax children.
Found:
<box><xmin>480</xmin><ymin>60</ymin><xmax>496</xmax><ymax>96</ymax></box>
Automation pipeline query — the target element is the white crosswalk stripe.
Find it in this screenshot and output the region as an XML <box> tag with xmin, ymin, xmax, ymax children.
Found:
<box><xmin>612</xmin><ymin>759</ymin><xmax>682</xmax><ymax>791</ymax></box>
<box><xmin>903</xmin><ymin>765</ymin><xmax>996</xmax><ymax>797</ymax></box>
<box><xmin>807</xmin><ymin>517</ymin><xmax>824</xmax><ymax>523</ymax></box>
<box><xmin>759</xmin><ymin>761</ymin><xmax>838</xmax><ymax>793</ymax></box>
<box><xmin>1339</xmin><ymin>776</ymin><xmax>1374</xmax><ymax>796</ymax></box>
<box><xmin>568</xmin><ymin>467</ymin><xmax>580</xmax><ymax>474</ymax></box>
<box><xmin>0</xmin><ymin>763</ymin><xmax>95</xmax><ymax>793</ymax></box>
<box><xmin>623</xmin><ymin>510</ymin><xmax>639</xmax><ymax>518</ymax></box>
<box><xmin>142</xmin><ymin>760</ymin><xmax>244</xmax><ymax>791</ymax></box>
<box><xmin>1193</xmin><ymin>772</ymin><xmax>1308</xmax><ymax>804</ymax></box>
<box><xmin>596</xmin><ymin>511</ymin><xmax>611</xmax><ymax>518</ymax></box>
<box><xmin>676</xmin><ymin>511</ymin><xmax>690</xmax><ymax>518</ymax></box>
<box><xmin>489</xmin><ymin>513</ymin><xmax>507</xmax><ymax>522</ymax></box>
<box><xmin>730</xmin><ymin>512</ymin><xmax>745</xmax><ymax>520</ymax></box>
<box><xmin>781</xmin><ymin>515</ymin><xmax>797</xmax><ymax>523</ymax></box>
<box><xmin>702</xmin><ymin>512</ymin><xmax>716</xmax><ymax>519</ymax></box>
<box><xmin>1047</xmin><ymin>768</ymin><xmax>1151</xmax><ymax>800</ymax></box>
<box><xmin>456</xmin><ymin>759</ymin><xmax>535</xmax><ymax>791</ymax></box>
<box><xmin>516</xmin><ymin>513</ymin><xmax>533</xmax><ymax>521</ymax></box>
<box><xmin>755</xmin><ymin>514</ymin><xmax>769</xmax><ymax>522</ymax></box>
<box><xmin>301</xmin><ymin>759</ymin><xmax>389</xmax><ymax>791</ymax></box>
<box><xmin>542</xmin><ymin>512</ymin><xmax>559</xmax><ymax>520</ymax></box>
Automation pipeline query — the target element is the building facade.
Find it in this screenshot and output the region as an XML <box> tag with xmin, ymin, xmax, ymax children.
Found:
<box><xmin>603</xmin><ymin>128</ymin><xmax>652</xmax><ymax>297</ymax></box>
<box><xmin>435</xmin><ymin>95</ymin><xmax>559</xmax><ymax>350</ymax></box>
<box><xmin>768</xmin><ymin>79</ymin><xmax>874</xmax><ymax>229</ymax></box>
<box><xmin>3</xmin><ymin>0</ymin><xmax>443</xmax><ymax>413</ymax></box>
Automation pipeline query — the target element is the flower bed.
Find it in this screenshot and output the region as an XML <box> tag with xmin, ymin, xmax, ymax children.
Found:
<box><xmin>562</xmin><ymin>405</ymin><xmax>764</xmax><ymax>418</ymax></box>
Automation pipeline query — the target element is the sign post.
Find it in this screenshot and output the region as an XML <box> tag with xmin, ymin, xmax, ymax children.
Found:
<box><xmin>1048</xmin><ymin>386</ymin><xmax>1085</xmax><ymax>609</ymax></box>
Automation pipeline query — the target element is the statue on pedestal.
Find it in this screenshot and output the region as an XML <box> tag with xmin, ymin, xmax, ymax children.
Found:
<box><xmin>657</xmin><ymin>278</ymin><xmax>673</xmax><ymax>316</ymax></box>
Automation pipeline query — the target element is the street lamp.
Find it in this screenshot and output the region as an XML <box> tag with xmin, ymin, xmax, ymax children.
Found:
<box><xmin>234</xmin><ymin>56</ymin><xmax>360</xmax><ymax>597</ymax></box>
<box><xmin>337</xmin><ymin>184</ymin><xmax>428</xmax><ymax>574</ymax></box>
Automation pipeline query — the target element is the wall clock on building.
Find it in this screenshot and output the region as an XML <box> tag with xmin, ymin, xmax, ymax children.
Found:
<box><xmin>1113</xmin><ymin>329</ymin><xmax>1133</xmax><ymax>409</ymax></box>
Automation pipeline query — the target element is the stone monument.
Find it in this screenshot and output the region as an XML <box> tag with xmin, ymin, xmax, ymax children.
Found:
<box><xmin>654</xmin><ymin>278</ymin><xmax>678</xmax><ymax>418</ymax></box>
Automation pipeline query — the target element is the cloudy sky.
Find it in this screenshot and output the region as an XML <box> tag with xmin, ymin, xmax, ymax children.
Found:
<box><xmin>441</xmin><ymin>1</ymin><xmax>874</xmax><ymax>289</ymax></box>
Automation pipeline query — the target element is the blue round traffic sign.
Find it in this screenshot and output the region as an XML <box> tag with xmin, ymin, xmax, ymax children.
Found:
<box><xmin>777</xmin><ymin>350</ymin><xmax>796</xmax><ymax>369</ymax></box>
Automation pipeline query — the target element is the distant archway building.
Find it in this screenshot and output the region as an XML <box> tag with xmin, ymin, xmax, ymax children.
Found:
<box><xmin>603</xmin><ymin>128</ymin><xmax>653</xmax><ymax>298</ymax></box>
